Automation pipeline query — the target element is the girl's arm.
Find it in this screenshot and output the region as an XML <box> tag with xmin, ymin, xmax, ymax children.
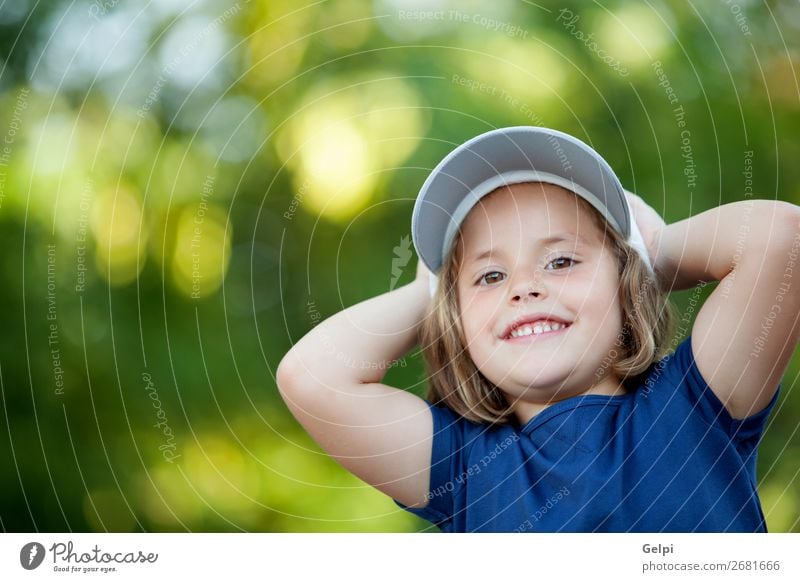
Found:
<box><xmin>276</xmin><ymin>264</ymin><xmax>435</xmax><ymax>509</ymax></box>
<box><xmin>650</xmin><ymin>199</ymin><xmax>800</xmax><ymax>419</ymax></box>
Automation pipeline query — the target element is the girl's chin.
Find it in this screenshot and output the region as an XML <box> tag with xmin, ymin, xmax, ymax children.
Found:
<box><xmin>498</xmin><ymin>367</ymin><xmax>568</xmax><ymax>386</ymax></box>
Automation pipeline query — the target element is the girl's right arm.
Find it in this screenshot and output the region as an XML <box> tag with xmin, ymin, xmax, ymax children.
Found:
<box><xmin>276</xmin><ymin>263</ymin><xmax>434</xmax><ymax>509</ymax></box>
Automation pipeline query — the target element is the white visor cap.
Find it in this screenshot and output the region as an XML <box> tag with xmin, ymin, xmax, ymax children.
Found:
<box><xmin>411</xmin><ymin>126</ymin><xmax>652</xmax><ymax>297</ymax></box>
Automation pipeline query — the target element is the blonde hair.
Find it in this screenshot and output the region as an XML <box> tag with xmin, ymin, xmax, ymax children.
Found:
<box><xmin>418</xmin><ymin>185</ymin><xmax>677</xmax><ymax>425</ymax></box>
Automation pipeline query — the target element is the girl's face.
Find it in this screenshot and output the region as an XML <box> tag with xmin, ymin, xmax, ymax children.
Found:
<box><xmin>455</xmin><ymin>182</ymin><xmax>625</xmax><ymax>419</ymax></box>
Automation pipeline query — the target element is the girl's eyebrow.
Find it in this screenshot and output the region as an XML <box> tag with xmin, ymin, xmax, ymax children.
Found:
<box><xmin>467</xmin><ymin>233</ymin><xmax>589</xmax><ymax>265</ymax></box>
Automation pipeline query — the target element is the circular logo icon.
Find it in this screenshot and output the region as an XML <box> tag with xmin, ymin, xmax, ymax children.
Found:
<box><xmin>20</xmin><ymin>542</ymin><xmax>46</xmax><ymax>570</ymax></box>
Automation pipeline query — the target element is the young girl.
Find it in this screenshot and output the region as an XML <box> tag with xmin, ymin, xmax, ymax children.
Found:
<box><xmin>277</xmin><ymin>126</ymin><xmax>799</xmax><ymax>533</ymax></box>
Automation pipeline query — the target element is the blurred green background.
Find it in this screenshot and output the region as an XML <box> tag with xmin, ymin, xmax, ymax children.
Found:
<box><xmin>0</xmin><ymin>0</ymin><xmax>798</xmax><ymax>532</ymax></box>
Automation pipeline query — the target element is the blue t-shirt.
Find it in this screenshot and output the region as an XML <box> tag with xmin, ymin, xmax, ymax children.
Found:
<box><xmin>394</xmin><ymin>335</ymin><xmax>781</xmax><ymax>532</ymax></box>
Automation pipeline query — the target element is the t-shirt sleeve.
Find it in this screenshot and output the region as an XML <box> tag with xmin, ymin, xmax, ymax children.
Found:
<box><xmin>665</xmin><ymin>334</ymin><xmax>781</xmax><ymax>451</ymax></box>
<box><xmin>392</xmin><ymin>399</ymin><xmax>476</xmax><ymax>530</ymax></box>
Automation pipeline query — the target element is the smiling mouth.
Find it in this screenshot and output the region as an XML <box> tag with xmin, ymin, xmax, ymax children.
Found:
<box><xmin>502</xmin><ymin>322</ymin><xmax>572</xmax><ymax>342</ymax></box>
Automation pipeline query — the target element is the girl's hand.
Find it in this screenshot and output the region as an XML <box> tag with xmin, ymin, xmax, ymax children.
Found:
<box><xmin>625</xmin><ymin>190</ymin><xmax>665</xmax><ymax>267</ymax></box>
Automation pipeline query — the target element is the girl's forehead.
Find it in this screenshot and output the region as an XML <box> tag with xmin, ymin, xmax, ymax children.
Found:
<box><xmin>466</xmin><ymin>184</ymin><xmax>591</xmax><ymax>226</ymax></box>
<box><xmin>461</xmin><ymin>202</ymin><xmax>599</xmax><ymax>247</ymax></box>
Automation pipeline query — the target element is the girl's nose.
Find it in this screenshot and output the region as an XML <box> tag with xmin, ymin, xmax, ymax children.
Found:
<box><xmin>511</xmin><ymin>288</ymin><xmax>541</xmax><ymax>302</ymax></box>
<box><xmin>509</xmin><ymin>271</ymin><xmax>545</xmax><ymax>302</ymax></box>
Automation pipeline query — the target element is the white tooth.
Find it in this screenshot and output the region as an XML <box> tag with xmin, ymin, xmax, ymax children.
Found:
<box><xmin>511</xmin><ymin>325</ymin><xmax>530</xmax><ymax>338</ymax></box>
<box><xmin>510</xmin><ymin>321</ymin><xmax>572</xmax><ymax>338</ymax></box>
<box><xmin>508</xmin><ymin>320</ymin><xmax>569</xmax><ymax>338</ymax></box>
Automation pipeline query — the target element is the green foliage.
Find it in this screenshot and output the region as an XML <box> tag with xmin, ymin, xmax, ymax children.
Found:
<box><xmin>0</xmin><ymin>0</ymin><xmax>797</xmax><ymax>532</ymax></box>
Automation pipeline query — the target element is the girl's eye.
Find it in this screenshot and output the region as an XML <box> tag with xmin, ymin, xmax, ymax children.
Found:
<box><xmin>546</xmin><ymin>256</ymin><xmax>577</xmax><ymax>270</ymax></box>
<box><xmin>475</xmin><ymin>257</ymin><xmax>578</xmax><ymax>286</ymax></box>
<box><xmin>477</xmin><ymin>271</ymin><xmax>505</xmax><ymax>286</ymax></box>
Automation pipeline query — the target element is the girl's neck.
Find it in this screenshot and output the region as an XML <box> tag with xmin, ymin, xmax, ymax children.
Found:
<box><xmin>510</xmin><ymin>376</ymin><xmax>627</xmax><ymax>426</ymax></box>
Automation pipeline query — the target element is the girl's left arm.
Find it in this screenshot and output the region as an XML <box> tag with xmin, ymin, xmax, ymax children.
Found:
<box><xmin>651</xmin><ymin>199</ymin><xmax>800</xmax><ymax>419</ymax></box>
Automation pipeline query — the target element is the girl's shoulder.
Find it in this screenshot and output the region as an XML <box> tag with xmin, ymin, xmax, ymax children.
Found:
<box><xmin>638</xmin><ymin>334</ymin><xmax>781</xmax><ymax>446</ymax></box>
<box><xmin>421</xmin><ymin>398</ymin><xmax>520</xmax><ymax>446</ymax></box>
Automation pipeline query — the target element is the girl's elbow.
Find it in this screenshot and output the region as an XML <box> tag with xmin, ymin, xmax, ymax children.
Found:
<box><xmin>753</xmin><ymin>201</ymin><xmax>800</xmax><ymax>252</ymax></box>
<box><xmin>276</xmin><ymin>350</ymin><xmax>337</xmax><ymax>404</ymax></box>
<box><xmin>276</xmin><ymin>351</ymin><xmax>305</xmax><ymax>396</ymax></box>
<box><xmin>719</xmin><ymin>200</ymin><xmax>798</xmax><ymax>255</ymax></box>
<box><xmin>779</xmin><ymin>201</ymin><xmax>800</xmax><ymax>236</ymax></box>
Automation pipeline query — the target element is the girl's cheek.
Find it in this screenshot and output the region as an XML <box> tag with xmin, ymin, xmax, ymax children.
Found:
<box><xmin>464</xmin><ymin>307</ymin><xmax>485</xmax><ymax>331</ymax></box>
<box><xmin>462</xmin><ymin>306</ymin><xmax>492</xmax><ymax>339</ymax></box>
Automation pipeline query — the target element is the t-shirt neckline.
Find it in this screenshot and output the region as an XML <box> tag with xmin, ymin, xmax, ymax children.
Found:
<box><xmin>518</xmin><ymin>391</ymin><xmax>633</xmax><ymax>435</ymax></box>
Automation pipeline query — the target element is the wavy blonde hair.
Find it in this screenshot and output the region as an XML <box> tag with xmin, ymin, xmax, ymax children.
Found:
<box><xmin>418</xmin><ymin>185</ymin><xmax>677</xmax><ymax>425</ymax></box>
